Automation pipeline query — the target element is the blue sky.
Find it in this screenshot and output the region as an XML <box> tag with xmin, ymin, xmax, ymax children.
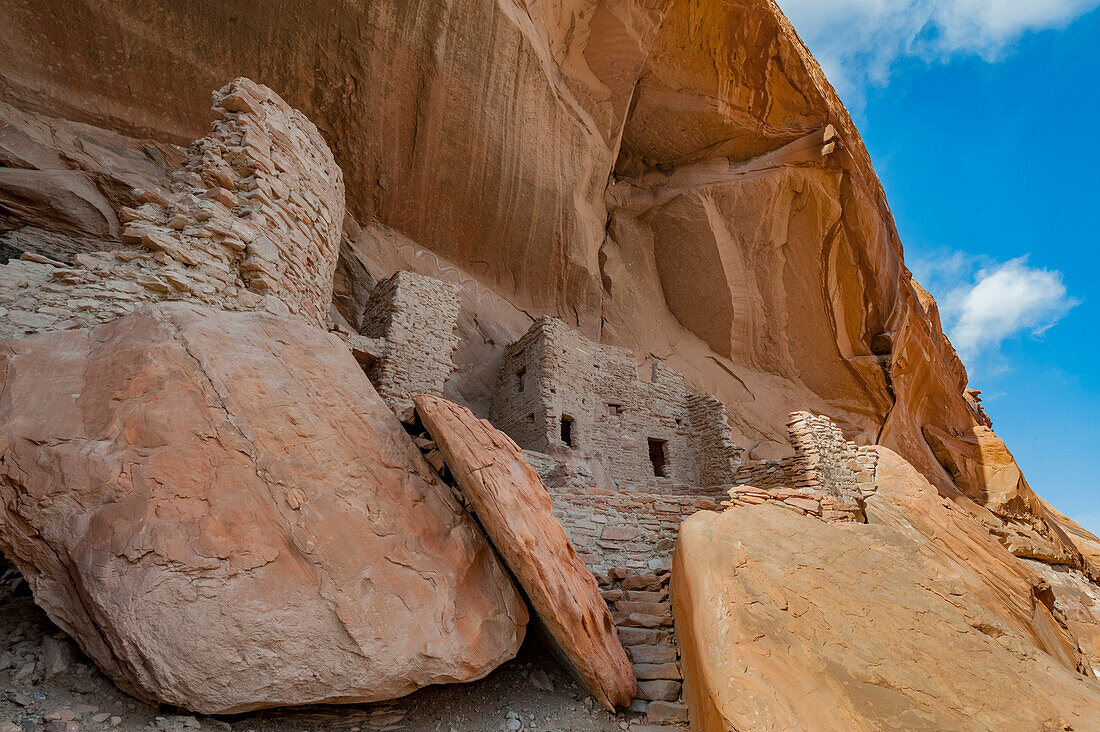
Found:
<box><xmin>778</xmin><ymin>1</ymin><xmax>1100</xmax><ymax>534</ymax></box>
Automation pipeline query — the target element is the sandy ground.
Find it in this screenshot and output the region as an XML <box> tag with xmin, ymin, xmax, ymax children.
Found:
<box><xmin>0</xmin><ymin>560</ymin><xmax>645</xmax><ymax>732</ymax></box>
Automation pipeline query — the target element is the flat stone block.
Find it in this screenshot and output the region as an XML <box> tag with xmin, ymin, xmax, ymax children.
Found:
<box><xmin>627</xmin><ymin>644</ymin><xmax>677</xmax><ymax>664</ymax></box>
<box><xmin>636</xmin><ymin>679</ymin><xmax>682</xmax><ymax>701</ymax></box>
<box><xmin>634</xmin><ymin>662</ymin><xmax>681</xmax><ymax>680</ymax></box>
<box><xmin>646</xmin><ymin>701</ymin><xmax>690</xmax><ymax>725</ymax></box>
<box><xmin>616</xmin><ymin>627</ymin><xmax>671</xmax><ymax>646</ymax></box>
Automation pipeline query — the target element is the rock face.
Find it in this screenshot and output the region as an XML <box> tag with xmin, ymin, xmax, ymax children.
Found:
<box><xmin>673</xmin><ymin>449</ymin><xmax>1100</xmax><ymax>731</ymax></box>
<box><xmin>2</xmin><ymin>0</ymin><xmax>1100</xmax><ymax>724</ymax></box>
<box><xmin>413</xmin><ymin>394</ymin><xmax>636</xmax><ymax>710</ymax></box>
<box><xmin>923</xmin><ymin>423</ymin><xmax>1087</xmax><ymax>571</ymax></box>
<box><xmin>0</xmin><ymin>304</ymin><xmax>527</xmax><ymax>713</ymax></box>
<box><xmin>0</xmin><ymin>0</ymin><xmax>1083</xmax><ymax>579</ymax></box>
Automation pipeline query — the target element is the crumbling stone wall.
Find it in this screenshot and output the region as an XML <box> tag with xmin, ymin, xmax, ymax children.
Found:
<box><xmin>729</xmin><ymin>411</ymin><xmax>879</xmax><ymax>521</ymax></box>
<box><xmin>0</xmin><ymin>78</ymin><xmax>345</xmax><ymax>341</ymax></box>
<box><xmin>685</xmin><ymin>394</ymin><xmax>742</xmax><ymax>488</ymax></box>
<box><xmin>354</xmin><ymin>271</ymin><xmax>462</xmax><ymax>415</ymax></box>
<box><xmin>493</xmin><ymin>317</ymin><xmax>741</xmax><ymax>489</ymax></box>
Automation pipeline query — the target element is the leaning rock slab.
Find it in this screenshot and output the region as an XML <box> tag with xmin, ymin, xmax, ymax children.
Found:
<box><xmin>414</xmin><ymin>394</ymin><xmax>636</xmax><ymax>710</ymax></box>
<box><xmin>673</xmin><ymin>460</ymin><xmax>1100</xmax><ymax>730</ymax></box>
<box><xmin>0</xmin><ymin>304</ymin><xmax>527</xmax><ymax>714</ymax></box>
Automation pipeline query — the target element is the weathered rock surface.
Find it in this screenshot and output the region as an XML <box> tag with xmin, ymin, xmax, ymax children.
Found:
<box><xmin>922</xmin><ymin>423</ymin><xmax>1088</xmax><ymax>570</ymax></box>
<box><xmin>673</xmin><ymin>447</ymin><xmax>1100</xmax><ymax>731</ymax></box>
<box><xmin>0</xmin><ymin>304</ymin><xmax>527</xmax><ymax>714</ymax></box>
<box><xmin>0</xmin><ymin>0</ymin><xmax>1095</xmax><ymax>582</ymax></box>
<box><xmin>413</xmin><ymin>394</ymin><xmax>636</xmax><ymax>711</ymax></box>
<box><xmin>1023</xmin><ymin>558</ymin><xmax>1100</xmax><ymax>675</ymax></box>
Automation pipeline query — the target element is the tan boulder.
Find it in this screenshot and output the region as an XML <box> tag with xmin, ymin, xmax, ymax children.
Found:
<box><xmin>673</xmin><ymin>447</ymin><xmax>1100</xmax><ymax>731</ymax></box>
<box><xmin>0</xmin><ymin>304</ymin><xmax>527</xmax><ymax>714</ymax></box>
<box><xmin>413</xmin><ymin>394</ymin><xmax>636</xmax><ymax>710</ymax></box>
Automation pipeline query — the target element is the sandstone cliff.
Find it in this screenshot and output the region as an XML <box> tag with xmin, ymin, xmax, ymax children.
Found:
<box><xmin>1</xmin><ymin>0</ymin><xmax>1098</xmax><ymax>726</ymax></box>
<box><xmin>0</xmin><ymin>0</ymin><xmax>1086</xmax><ymax>576</ymax></box>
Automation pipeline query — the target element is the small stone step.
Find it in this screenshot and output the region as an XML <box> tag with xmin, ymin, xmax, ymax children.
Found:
<box><xmin>615</xmin><ymin>600</ymin><xmax>671</xmax><ymax>615</ymax></box>
<box><xmin>636</xmin><ymin>679</ymin><xmax>681</xmax><ymax>701</ymax></box>
<box><xmin>621</xmin><ymin>589</ymin><xmax>668</xmax><ymax>603</ymax></box>
<box><xmin>621</xmin><ymin>573</ymin><xmax>665</xmax><ymax>591</ymax></box>
<box><xmin>645</xmin><ymin>701</ymin><xmax>689</xmax><ymax>725</ymax></box>
<box><xmin>616</xmin><ymin>627</ymin><xmax>672</xmax><ymax>645</ymax></box>
<box><xmin>633</xmin><ymin>662</ymin><xmax>681</xmax><ymax>681</ymax></box>
<box><xmin>600</xmin><ymin>588</ymin><xmax>624</xmax><ymax>602</ymax></box>
<box><xmin>613</xmin><ymin>612</ymin><xmax>674</xmax><ymax>628</ymax></box>
<box><xmin>627</xmin><ymin>644</ymin><xmax>677</xmax><ymax>664</ymax></box>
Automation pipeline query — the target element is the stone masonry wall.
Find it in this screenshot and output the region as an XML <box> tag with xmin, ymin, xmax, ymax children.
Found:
<box><xmin>730</xmin><ymin>411</ymin><xmax>879</xmax><ymax>521</ymax></box>
<box><xmin>493</xmin><ymin>317</ymin><xmax>741</xmax><ymax>489</ymax></box>
<box><xmin>0</xmin><ymin>78</ymin><xmax>345</xmax><ymax>341</ymax></box>
<box><xmin>522</xmin><ymin>412</ymin><xmax>878</xmax><ymax>725</ymax></box>
<box><xmin>685</xmin><ymin>394</ymin><xmax>742</xmax><ymax>487</ymax></box>
<box><xmin>358</xmin><ymin>271</ymin><xmax>462</xmax><ymax>415</ymax></box>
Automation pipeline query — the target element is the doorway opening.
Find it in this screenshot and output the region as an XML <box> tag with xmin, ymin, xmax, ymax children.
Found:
<box><xmin>648</xmin><ymin>438</ymin><xmax>669</xmax><ymax>478</ymax></box>
<box><xmin>560</xmin><ymin>415</ymin><xmax>575</xmax><ymax>447</ymax></box>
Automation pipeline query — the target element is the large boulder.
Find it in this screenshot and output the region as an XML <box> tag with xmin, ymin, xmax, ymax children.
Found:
<box><xmin>672</xmin><ymin>448</ymin><xmax>1100</xmax><ymax>731</ymax></box>
<box><xmin>413</xmin><ymin>394</ymin><xmax>637</xmax><ymax>710</ymax></box>
<box><xmin>0</xmin><ymin>304</ymin><xmax>527</xmax><ymax>714</ymax></box>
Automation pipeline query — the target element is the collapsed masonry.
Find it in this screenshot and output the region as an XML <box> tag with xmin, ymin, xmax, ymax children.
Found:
<box><xmin>726</xmin><ymin>412</ymin><xmax>879</xmax><ymax>522</ymax></box>
<box><xmin>491</xmin><ymin>317</ymin><xmax>742</xmax><ymax>490</ymax></box>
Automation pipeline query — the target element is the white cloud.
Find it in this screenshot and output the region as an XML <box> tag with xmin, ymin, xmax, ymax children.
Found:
<box><xmin>777</xmin><ymin>0</ymin><xmax>1100</xmax><ymax>105</ymax></box>
<box><xmin>925</xmin><ymin>255</ymin><xmax>1078</xmax><ymax>363</ymax></box>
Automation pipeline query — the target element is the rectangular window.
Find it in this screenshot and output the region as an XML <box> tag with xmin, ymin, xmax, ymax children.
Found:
<box><xmin>515</xmin><ymin>366</ymin><xmax>526</xmax><ymax>393</ymax></box>
<box><xmin>648</xmin><ymin>438</ymin><xmax>669</xmax><ymax>478</ymax></box>
<box><xmin>607</xmin><ymin>403</ymin><xmax>623</xmax><ymax>416</ymax></box>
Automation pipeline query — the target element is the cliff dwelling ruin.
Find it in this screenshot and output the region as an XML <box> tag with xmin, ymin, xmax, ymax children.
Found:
<box><xmin>344</xmin><ymin>273</ymin><xmax>882</xmax><ymax>720</ymax></box>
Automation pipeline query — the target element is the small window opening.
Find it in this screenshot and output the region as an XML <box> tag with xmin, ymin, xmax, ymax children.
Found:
<box><xmin>608</xmin><ymin>403</ymin><xmax>623</xmax><ymax>416</ymax></box>
<box><xmin>560</xmin><ymin>415</ymin><xmax>575</xmax><ymax>447</ymax></box>
<box><xmin>515</xmin><ymin>366</ymin><xmax>526</xmax><ymax>393</ymax></box>
<box><xmin>648</xmin><ymin>438</ymin><xmax>669</xmax><ymax>478</ymax></box>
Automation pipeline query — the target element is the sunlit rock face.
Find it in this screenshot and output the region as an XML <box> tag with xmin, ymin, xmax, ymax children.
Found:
<box><xmin>673</xmin><ymin>448</ymin><xmax>1100</xmax><ymax>732</ymax></box>
<box><xmin>1</xmin><ymin>1</ymin><xmax>1055</xmax><ymax>555</ymax></box>
<box><xmin>1</xmin><ymin>0</ymin><xmax>1099</xmax><ymax>722</ymax></box>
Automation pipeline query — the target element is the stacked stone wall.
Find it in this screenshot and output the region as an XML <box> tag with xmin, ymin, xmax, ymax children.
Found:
<box><xmin>493</xmin><ymin>317</ymin><xmax>741</xmax><ymax>489</ymax></box>
<box><xmin>548</xmin><ymin>482</ymin><xmax>723</xmax><ymax>574</ymax></box>
<box><xmin>359</xmin><ymin>271</ymin><xmax>461</xmax><ymax>414</ymax></box>
<box><xmin>0</xmin><ymin>78</ymin><xmax>345</xmax><ymax>341</ymax></box>
<box><xmin>685</xmin><ymin>394</ymin><xmax>742</xmax><ymax>486</ymax></box>
<box><xmin>730</xmin><ymin>411</ymin><xmax>879</xmax><ymax>521</ymax></box>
